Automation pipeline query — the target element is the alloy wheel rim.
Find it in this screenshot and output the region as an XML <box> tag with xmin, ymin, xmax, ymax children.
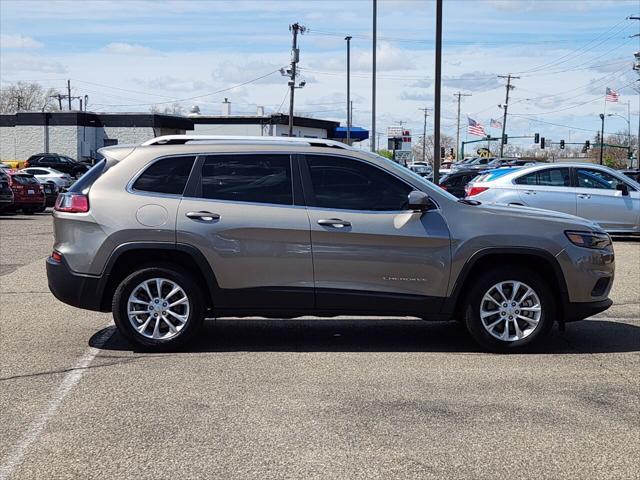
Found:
<box><xmin>480</xmin><ymin>280</ymin><xmax>542</xmax><ymax>342</ymax></box>
<box><xmin>127</xmin><ymin>277</ymin><xmax>190</xmax><ymax>340</ymax></box>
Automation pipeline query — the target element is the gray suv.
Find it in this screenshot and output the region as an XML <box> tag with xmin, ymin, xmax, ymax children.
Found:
<box><xmin>47</xmin><ymin>136</ymin><xmax>614</xmax><ymax>352</ymax></box>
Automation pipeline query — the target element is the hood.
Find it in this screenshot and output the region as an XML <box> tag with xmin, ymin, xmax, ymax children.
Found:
<box><xmin>472</xmin><ymin>202</ymin><xmax>602</xmax><ymax>231</ymax></box>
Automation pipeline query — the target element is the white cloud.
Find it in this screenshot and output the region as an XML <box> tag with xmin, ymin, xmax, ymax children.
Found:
<box><xmin>0</xmin><ymin>55</ymin><xmax>67</xmax><ymax>73</ymax></box>
<box><xmin>0</xmin><ymin>34</ymin><xmax>43</xmax><ymax>49</ymax></box>
<box><xmin>103</xmin><ymin>42</ymin><xmax>157</xmax><ymax>56</ymax></box>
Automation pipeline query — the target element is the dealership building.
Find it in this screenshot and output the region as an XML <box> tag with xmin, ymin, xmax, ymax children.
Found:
<box><xmin>0</xmin><ymin>104</ymin><xmax>368</xmax><ymax>162</ymax></box>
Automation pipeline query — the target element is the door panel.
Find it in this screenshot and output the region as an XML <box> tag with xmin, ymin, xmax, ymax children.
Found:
<box><xmin>308</xmin><ymin>208</ymin><xmax>451</xmax><ymax>303</ymax></box>
<box><xmin>575</xmin><ymin>168</ymin><xmax>640</xmax><ymax>231</ymax></box>
<box><xmin>177</xmin><ymin>154</ymin><xmax>314</xmax><ymax>309</ymax></box>
<box><xmin>302</xmin><ymin>154</ymin><xmax>451</xmax><ymax>312</ymax></box>
<box><xmin>515</xmin><ymin>167</ymin><xmax>576</xmax><ymax>215</ymax></box>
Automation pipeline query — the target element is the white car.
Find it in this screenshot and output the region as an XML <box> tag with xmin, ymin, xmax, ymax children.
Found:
<box><xmin>20</xmin><ymin>167</ymin><xmax>74</xmax><ymax>189</ymax></box>
<box><xmin>465</xmin><ymin>163</ymin><xmax>640</xmax><ymax>235</ymax></box>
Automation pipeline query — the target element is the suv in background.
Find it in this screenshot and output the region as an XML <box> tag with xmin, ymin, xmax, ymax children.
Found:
<box><xmin>25</xmin><ymin>153</ymin><xmax>89</xmax><ymax>178</ymax></box>
<box><xmin>0</xmin><ymin>170</ymin><xmax>14</xmax><ymax>211</ymax></box>
<box><xmin>47</xmin><ymin>136</ymin><xmax>614</xmax><ymax>352</ymax></box>
<box><xmin>4</xmin><ymin>171</ymin><xmax>45</xmax><ymax>214</ymax></box>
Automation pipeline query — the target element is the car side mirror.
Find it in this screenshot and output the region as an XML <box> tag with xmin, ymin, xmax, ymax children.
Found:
<box><xmin>616</xmin><ymin>183</ymin><xmax>629</xmax><ymax>196</ymax></box>
<box><xmin>407</xmin><ymin>190</ymin><xmax>432</xmax><ymax>212</ymax></box>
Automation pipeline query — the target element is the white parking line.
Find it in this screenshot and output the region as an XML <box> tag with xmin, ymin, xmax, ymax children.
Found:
<box><xmin>0</xmin><ymin>325</ymin><xmax>115</xmax><ymax>480</ymax></box>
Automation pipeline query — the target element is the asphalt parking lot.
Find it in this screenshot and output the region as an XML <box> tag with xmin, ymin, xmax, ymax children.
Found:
<box><xmin>0</xmin><ymin>212</ymin><xmax>638</xmax><ymax>480</ymax></box>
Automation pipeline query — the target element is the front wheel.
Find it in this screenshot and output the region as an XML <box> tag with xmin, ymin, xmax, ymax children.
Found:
<box><xmin>464</xmin><ymin>267</ymin><xmax>555</xmax><ymax>352</ymax></box>
<box><xmin>112</xmin><ymin>266</ymin><xmax>204</xmax><ymax>351</ymax></box>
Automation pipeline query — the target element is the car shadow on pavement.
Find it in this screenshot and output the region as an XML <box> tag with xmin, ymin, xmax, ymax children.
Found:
<box><xmin>92</xmin><ymin>318</ymin><xmax>640</xmax><ymax>355</ymax></box>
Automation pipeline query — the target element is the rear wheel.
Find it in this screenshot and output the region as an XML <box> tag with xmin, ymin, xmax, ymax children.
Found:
<box><xmin>464</xmin><ymin>267</ymin><xmax>555</xmax><ymax>352</ymax></box>
<box><xmin>112</xmin><ymin>266</ymin><xmax>204</xmax><ymax>351</ymax></box>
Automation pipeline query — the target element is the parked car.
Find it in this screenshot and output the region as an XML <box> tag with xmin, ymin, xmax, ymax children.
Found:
<box><xmin>439</xmin><ymin>170</ymin><xmax>482</xmax><ymax>198</ymax></box>
<box><xmin>40</xmin><ymin>181</ymin><xmax>59</xmax><ymax>210</ymax></box>
<box><xmin>4</xmin><ymin>171</ymin><xmax>46</xmax><ymax>214</ymax></box>
<box><xmin>25</xmin><ymin>153</ymin><xmax>90</xmax><ymax>178</ymax></box>
<box><xmin>407</xmin><ymin>162</ymin><xmax>432</xmax><ymax>177</ymax></box>
<box><xmin>20</xmin><ymin>167</ymin><xmax>74</xmax><ymax>189</ymax></box>
<box><xmin>47</xmin><ymin>135</ymin><xmax>614</xmax><ymax>353</ymax></box>
<box><xmin>0</xmin><ymin>170</ymin><xmax>14</xmax><ymax>212</ymax></box>
<box><xmin>465</xmin><ymin>163</ymin><xmax>640</xmax><ymax>234</ymax></box>
<box><xmin>451</xmin><ymin>157</ymin><xmax>495</xmax><ymax>172</ymax></box>
<box><xmin>621</xmin><ymin>169</ymin><xmax>640</xmax><ymax>183</ymax></box>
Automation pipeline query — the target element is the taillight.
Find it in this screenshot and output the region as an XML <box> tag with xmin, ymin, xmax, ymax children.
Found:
<box><xmin>24</xmin><ymin>161</ymin><xmax>30</xmax><ymax>168</ymax></box>
<box><xmin>51</xmin><ymin>251</ymin><xmax>62</xmax><ymax>262</ymax></box>
<box><xmin>55</xmin><ymin>193</ymin><xmax>89</xmax><ymax>213</ymax></box>
<box><xmin>466</xmin><ymin>186</ymin><xmax>489</xmax><ymax>197</ymax></box>
<box><xmin>439</xmin><ymin>184</ymin><xmax>448</xmax><ymax>191</ymax></box>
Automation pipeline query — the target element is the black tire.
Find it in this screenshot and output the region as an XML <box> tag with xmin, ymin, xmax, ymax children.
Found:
<box><xmin>112</xmin><ymin>265</ymin><xmax>205</xmax><ymax>351</ymax></box>
<box><xmin>21</xmin><ymin>207</ymin><xmax>35</xmax><ymax>215</ymax></box>
<box><xmin>463</xmin><ymin>266</ymin><xmax>555</xmax><ymax>353</ymax></box>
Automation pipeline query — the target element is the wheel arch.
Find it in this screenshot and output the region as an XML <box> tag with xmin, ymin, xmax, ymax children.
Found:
<box><xmin>442</xmin><ymin>247</ymin><xmax>569</xmax><ymax>321</ymax></box>
<box><xmin>99</xmin><ymin>242</ymin><xmax>218</xmax><ymax>312</ymax></box>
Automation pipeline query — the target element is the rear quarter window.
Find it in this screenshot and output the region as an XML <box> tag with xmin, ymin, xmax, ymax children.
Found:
<box><xmin>68</xmin><ymin>159</ymin><xmax>108</xmax><ymax>194</ymax></box>
<box><xmin>132</xmin><ymin>156</ymin><xmax>196</xmax><ymax>196</ymax></box>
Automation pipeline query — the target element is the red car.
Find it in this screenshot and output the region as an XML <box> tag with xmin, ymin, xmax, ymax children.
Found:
<box><xmin>4</xmin><ymin>170</ymin><xmax>46</xmax><ymax>214</ymax></box>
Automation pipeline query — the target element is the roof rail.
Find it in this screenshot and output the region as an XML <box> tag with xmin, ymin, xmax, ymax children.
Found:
<box><xmin>142</xmin><ymin>135</ymin><xmax>352</xmax><ymax>150</ymax></box>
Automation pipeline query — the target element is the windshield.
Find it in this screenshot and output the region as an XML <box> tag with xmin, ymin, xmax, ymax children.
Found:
<box><xmin>12</xmin><ymin>174</ymin><xmax>40</xmax><ymax>185</ymax></box>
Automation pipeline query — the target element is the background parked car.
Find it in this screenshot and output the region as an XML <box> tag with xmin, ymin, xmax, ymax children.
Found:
<box><xmin>465</xmin><ymin>163</ymin><xmax>640</xmax><ymax>234</ymax></box>
<box><xmin>4</xmin><ymin>171</ymin><xmax>46</xmax><ymax>214</ymax></box>
<box><xmin>621</xmin><ymin>169</ymin><xmax>640</xmax><ymax>183</ymax></box>
<box><xmin>407</xmin><ymin>161</ymin><xmax>433</xmax><ymax>178</ymax></box>
<box><xmin>439</xmin><ymin>170</ymin><xmax>482</xmax><ymax>198</ymax></box>
<box><xmin>25</xmin><ymin>153</ymin><xmax>89</xmax><ymax>178</ymax></box>
<box><xmin>20</xmin><ymin>167</ymin><xmax>74</xmax><ymax>189</ymax></box>
<box><xmin>40</xmin><ymin>182</ymin><xmax>59</xmax><ymax>210</ymax></box>
<box><xmin>0</xmin><ymin>170</ymin><xmax>14</xmax><ymax>212</ymax></box>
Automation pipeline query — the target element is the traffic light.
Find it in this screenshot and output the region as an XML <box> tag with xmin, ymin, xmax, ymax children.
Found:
<box><xmin>534</xmin><ymin>133</ymin><xmax>540</xmax><ymax>144</ymax></box>
<box><xmin>560</xmin><ymin>140</ymin><xmax>565</xmax><ymax>149</ymax></box>
<box><xmin>628</xmin><ymin>149</ymin><xmax>633</xmax><ymax>159</ymax></box>
<box><xmin>585</xmin><ymin>140</ymin><xmax>590</xmax><ymax>150</ymax></box>
<box><xmin>502</xmin><ymin>134</ymin><xmax>508</xmax><ymax>144</ymax></box>
<box><xmin>440</xmin><ymin>147</ymin><xmax>446</xmax><ymax>158</ymax></box>
<box><xmin>540</xmin><ymin>137</ymin><xmax>545</xmax><ymax>149</ymax></box>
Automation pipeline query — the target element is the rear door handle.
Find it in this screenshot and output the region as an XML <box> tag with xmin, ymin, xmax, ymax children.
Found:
<box><xmin>318</xmin><ymin>218</ymin><xmax>351</xmax><ymax>228</ymax></box>
<box><xmin>524</xmin><ymin>190</ymin><xmax>536</xmax><ymax>195</ymax></box>
<box><xmin>577</xmin><ymin>194</ymin><xmax>591</xmax><ymax>199</ymax></box>
<box><xmin>186</xmin><ymin>211</ymin><xmax>220</xmax><ymax>222</ymax></box>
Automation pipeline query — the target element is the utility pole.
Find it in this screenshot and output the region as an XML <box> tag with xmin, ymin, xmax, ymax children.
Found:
<box><xmin>67</xmin><ymin>80</ymin><xmax>72</xmax><ymax>110</ymax></box>
<box><xmin>599</xmin><ymin>113</ymin><xmax>605</xmax><ymax>165</ymax></box>
<box><xmin>288</xmin><ymin>23</ymin><xmax>305</xmax><ymax>137</ymax></box>
<box><xmin>419</xmin><ymin>107</ymin><xmax>430</xmax><ymax>162</ymax></box>
<box><xmin>345</xmin><ymin>36</ymin><xmax>352</xmax><ymax>145</ymax></box>
<box><xmin>432</xmin><ymin>0</ymin><xmax>443</xmax><ymax>184</ymax></box>
<box><xmin>371</xmin><ymin>0</ymin><xmax>377</xmax><ymax>152</ymax></box>
<box><xmin>50</xmin><ymin>93</ymin><xmax>63</xmax><ymax>110</ymax></box>
<box><xmin>497</xmin><ymin>74</ymin><xmax>519</xmax><ymax>157</ymax></box>
<box><xmin>453</xmin><ymin>92</ymin><xmax>471</xmax><ymax>160</ymax></box>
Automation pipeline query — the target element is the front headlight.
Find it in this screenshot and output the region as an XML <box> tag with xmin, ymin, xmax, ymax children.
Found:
<box><xmin>565</xmin><ymin>230</ymin><xmax>611</xmax><ymax>249</ymax></box>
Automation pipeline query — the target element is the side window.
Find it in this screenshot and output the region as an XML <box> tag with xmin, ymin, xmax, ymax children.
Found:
<box><xmin>515</xmin><ymin>172</ymin><xmax>538</xmax><ymax>186</ymax></box>
<box><xmin>132</xmin><ymin>156</ymin><xmax>196</xmax><ymax>195</ymax></box>
<box><xmin>515</xmin><ymin>168</ymin><xmax>570</xmax><ymax>187</ymax></box>
<box><xmin>577</xmin><ymin>169</ymin><xmax>626</xmax><ymax>190</ymax></box>
<box><xmin>200</xmin><ymin>154</ymin><xmax>292</xmax><ymax>205</ymax></box>
<box><xmin>306</xmin><ymin>155</ymin><xmax>412</xmax><ymax>211</ymax></box>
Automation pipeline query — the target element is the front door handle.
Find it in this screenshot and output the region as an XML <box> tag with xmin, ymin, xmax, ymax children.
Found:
<box><xmin>186</xmin><ymin>211</ymin><xmax>220</xmax><ymax>222</ymax></box>
<box><xmin>577</xmin><ymin>194</ymin><xmax>591</xmax><ymax>199</ymax></box>
<box><xmin>318</xmin><ymin>218</ymin><xmax>351</xmax><ymax>228</ymax></box>
<box><xmin>524</xmin><ymin>190</ymin><xmax>536</xmax><ymax>195</ymax></box>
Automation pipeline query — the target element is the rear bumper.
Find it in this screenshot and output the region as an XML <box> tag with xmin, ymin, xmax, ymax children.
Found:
<box><xmin>46</xmin><ymin>256</ymin><xmax>107</xmax><ymax>311</ymax></box>
<box><xmin>563</xmin><ymin>298</ymin><xmax>613</xmax><ymax>323</ymax></box>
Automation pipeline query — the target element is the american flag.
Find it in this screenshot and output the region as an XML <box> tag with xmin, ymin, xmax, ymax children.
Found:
<box><xmin>468</xmin><ymin>117</ymin><xmax>486</xmax><ymax>137</ymax></box>
<box><xmin>605</xmin><ymin>87</ymin><xmax>619</xmax><ymax>103</ymax></box>
<box><xmin>490</xmin><ymin>118</ymin><xmax>502</xmax><ymax>129</ymax></box>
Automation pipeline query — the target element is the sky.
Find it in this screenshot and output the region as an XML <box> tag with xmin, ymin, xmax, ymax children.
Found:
<box><xmin>1</xmin><ymin>0</ymin><xmax>639</xmax><ymax>148</ymax></box>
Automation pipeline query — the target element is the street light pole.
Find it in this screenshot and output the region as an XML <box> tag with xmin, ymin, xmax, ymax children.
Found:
<box><xmin>454</xmin><ymin>92</ymin><xmax>471</xmax><ymax>160</ymax></box>
<box><xmin>432</xmin><ymin>0</ymin><xmax>443</xmax><ymax>184</ymax></box>
<box><xmin>345</xmin><ymin>36</ymin><xmax>352</xmax><ymax>146</ymax></box>
<box><xmin>599</xmin><ymin>113</ymin><xmax>605</xmax><ymax>165</ymax></box>
<box><xmin>371</xmin><ymin>0</ymin><xmax>377</xmax><ymax>152</ymax></box>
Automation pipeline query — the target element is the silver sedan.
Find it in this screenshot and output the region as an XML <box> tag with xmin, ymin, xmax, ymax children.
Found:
<box><xmin>465</xmin><ymin>162</ymin><xmax>640</xmax><ymax>234</ymax></box>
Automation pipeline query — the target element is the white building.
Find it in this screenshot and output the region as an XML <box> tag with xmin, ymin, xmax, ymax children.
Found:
<box><xmin>0</xmin><ymin>106</ymin><xmax>345</xmax><ymax>161</ymax></box>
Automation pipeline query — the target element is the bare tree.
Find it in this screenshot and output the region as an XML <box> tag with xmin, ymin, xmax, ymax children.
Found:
<box><xmin>0</xmin><ymin>82</ymin><xmax>61</xmax><ymax>113</ymax></box>
<box><xmin>149</xmin><ymin>103</ymin><xmax>185</xmax><ymax>115</ymax></box>
<box><xmin>411</xmin><ymin>133</ymin><xmax>455</xmax><ymax>164</ymax></box>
